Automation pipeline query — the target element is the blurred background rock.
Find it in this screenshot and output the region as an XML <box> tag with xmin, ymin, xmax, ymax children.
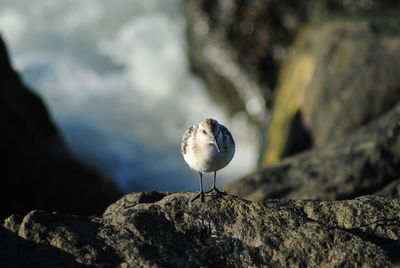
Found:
<box><xmin>185</xmin><ymin>0</ymin><xmax>400</xmax><ymax>200</ymax></box>
<box><xmin>184</xmin><ymin>0</ymin><xmax>400</xmax><ymax>163</ymax></box>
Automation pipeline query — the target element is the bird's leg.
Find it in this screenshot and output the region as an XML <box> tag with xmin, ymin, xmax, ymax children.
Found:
<box><xmin>191</xmin><ymin>172</ymin><xmax>205</xmax><ymax>202</ymax></box>
<box><xmin>206</xmin><ymin>172</ymin><xmax>223</xmax><ymax>196</ymax></box>
<box><xmin>212</xmin><ymin>171</ymin><xmax>218</xmax><ymax>191</ymax></box>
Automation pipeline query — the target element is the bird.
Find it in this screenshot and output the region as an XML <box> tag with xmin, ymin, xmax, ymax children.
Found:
<box><xmin>181</xmin><ymin>118</ymin><xmax>235</xmax><ymax>202</ymax></box>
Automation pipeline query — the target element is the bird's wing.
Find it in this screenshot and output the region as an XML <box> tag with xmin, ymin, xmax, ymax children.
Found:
<box><xmin>181</xmin><ymin>125</ymin><xmax>196</xmax><ymax>155</ymax></box>
<box><xmin>219</xmin><ymin>124</ymin><xmax>235</xmax><ymax>145</ymax></box>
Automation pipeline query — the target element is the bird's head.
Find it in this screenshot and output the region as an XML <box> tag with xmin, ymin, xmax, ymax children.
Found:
<box><xmin>198</xmin><ymin>118</ymin><xmax>221</xmax><ymax>152</ymax></box>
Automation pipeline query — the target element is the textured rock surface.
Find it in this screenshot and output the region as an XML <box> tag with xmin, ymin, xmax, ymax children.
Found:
<box><xmin>184</xmin><ymin>1</ymin><xmax>400</xmax><ymax>124</ymax></box>
<box><xmin>263</xmin><ymin>13</ymin><xmax>400</xmax><ymax>163</ymax></box>
<box><xmin>3</xmin><ymin>192</ymin><xmax>400</xmax><ymax>267</ymax></box>
<box><xmin>0</xmin><ymin>35</ymin><xmax>121</xmax><ymax>219</ymax></box>
<box><xmin>225</xmin><ymin>102</ymin><xmax>400</xmax><ymax>201</ymax></box>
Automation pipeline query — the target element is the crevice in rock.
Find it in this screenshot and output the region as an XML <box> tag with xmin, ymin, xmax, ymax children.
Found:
<box><xmin>136</xmin><ymin>191</ymin><xmax>169</xmax><ymax>204</ymax></box>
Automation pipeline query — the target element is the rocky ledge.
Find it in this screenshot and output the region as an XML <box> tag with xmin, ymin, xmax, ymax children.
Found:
<box><xmin>2</xmin><ymin>191</ymin><xmax>400</xmax><ymax>267</ymax></box>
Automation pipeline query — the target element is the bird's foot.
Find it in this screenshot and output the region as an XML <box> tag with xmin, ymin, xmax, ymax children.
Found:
<box><xmin>206</xmin><ymin>187</ymin><xmax>225</xmax><ymax>197</ymax></box>
<box><xmin>191</xmin><ymin>191</ymin><xmax>205</xmax><ymax>203</ymax></box>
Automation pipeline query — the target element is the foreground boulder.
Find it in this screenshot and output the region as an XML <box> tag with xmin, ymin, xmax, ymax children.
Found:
<box><xmin>3</xmin><ymin>192</ymin><xmax>400</xmax><ymax>267</ymax></box>
<box><xmin>0</xmin><ymin>35</ymin><xmax>121</xmax><ymax>219</ymax></box>
<box><xmin>225</xmin><ymin>102</ymin><xmax>400</xmax><ymax>201</ymax></box>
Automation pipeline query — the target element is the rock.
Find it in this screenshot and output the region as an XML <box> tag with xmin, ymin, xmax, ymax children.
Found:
<box><xmin>224</xmin><ymin>102</ymin><xmax>400</xmax><ymax>201</ymax></box>
<box><xmin>0</xmin><ymin>35</ymin><xmax>121</xmax><ymax>219</ymax></box>
<box><xmin>184</xmin><ymin>1</ymin><xmax>400</xmax><ymax>124</ymax></box>
<box><xmin>0</xmin><ymin>225</ymin><xmax>81</xmax><ymax>268</ymax></box>
<box><xmin>3</xmin><ymin>192</ymin><xmax>399</xmax><ymax>267</ymax></box>
<box><xmin>375</xmin><ymin>179</ymin><xmax>400</xmax><ymax>199</ymax></box>
<box><xmin>262</xmin><ymin>12</ymin><xmax>400</xmax><ymax>164</ymax></box>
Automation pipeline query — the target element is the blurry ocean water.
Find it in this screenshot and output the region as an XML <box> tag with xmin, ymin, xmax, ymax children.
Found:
<box><xmin>0</xmin><ymin>0</ymin><xmax>258</xmax><ymax>192</ymax></box>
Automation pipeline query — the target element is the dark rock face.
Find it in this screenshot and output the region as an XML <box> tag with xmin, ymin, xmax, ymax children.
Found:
<box><xmin>3</xmin><ymin>192</ymin><xmax>399</xmax><ymax>267</ymax></box>
<box><xmin>224</xmin><ymin>103</ymin><xmax>400</xmax><ymax>201</ymax></box>
<box><xmin>375</xmin><ymin>179</ymin><xmax>400</xmax><ymax>198</ymax></box>
<box><xmin>0</xmin><ymin>36</ymin><xmax>121</xmax><ymax>219</ymax></box>
<box><xmin>184</xmin><ymin>1</ymin><xmax>399</xmax><ymax>123</ymax></box>
<box><xmin>262</xmin><ymin>13</ymin><xmax>400</xmax><ymax>163</ymax></box>
<box><xmin>0</xmin><ymin>225</ymin><xmax>79</xmax><ymax>268</ymax></box>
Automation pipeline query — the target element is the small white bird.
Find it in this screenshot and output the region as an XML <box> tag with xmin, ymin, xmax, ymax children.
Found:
<box><xmin>181</xmin><ymin>118</ymin><xmax>235</xmax><ymax>202</ymax></box>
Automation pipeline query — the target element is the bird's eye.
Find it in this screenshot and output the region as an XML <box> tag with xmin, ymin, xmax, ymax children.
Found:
<box><xmin>202</xmin><ymin>130</ymin><xmax>206</xmax><ymax>134</ymax></box>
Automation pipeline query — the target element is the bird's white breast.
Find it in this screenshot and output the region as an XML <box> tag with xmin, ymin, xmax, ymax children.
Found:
<box><xmin>183</xmin><ymin>137</ymin><xmax>235</xmax><ymax>173</ymax></box>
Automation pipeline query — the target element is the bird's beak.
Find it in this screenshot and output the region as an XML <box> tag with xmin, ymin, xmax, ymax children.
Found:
<box><xmin>212</xmin><ymin>137</ymin><xmax>221</xmax><ymax>152</ymax></box>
